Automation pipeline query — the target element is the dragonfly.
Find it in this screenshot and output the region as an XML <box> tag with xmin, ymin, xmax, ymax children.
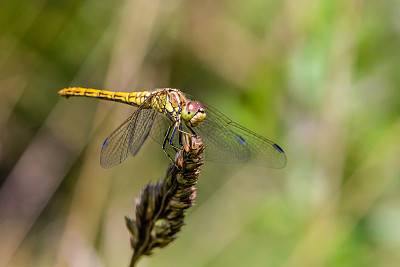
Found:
<box><xmin>58</xmin><ymin>87</ymin><xmax>286</xmax><ymax>168</ymax></box>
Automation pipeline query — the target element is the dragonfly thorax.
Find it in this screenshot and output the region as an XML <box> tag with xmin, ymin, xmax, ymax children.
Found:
<box><xmin>181</xmin><ymin>101</ymin><xmax>206</xmax><ymax>127</ymax></box>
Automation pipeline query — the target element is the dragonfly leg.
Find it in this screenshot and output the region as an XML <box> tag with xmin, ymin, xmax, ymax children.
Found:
<box><xmin>162</xmin><ymin>125</ymin><xmax>177</xmax><ymax>163</ymax></box>
<box><xmin>187</xmin><ymin>126</ymin><xmax>197</xmax><ymax>136</ymax></box>
<box><xmin>162</xmin><ymin>125</ymin><xmax>171</xmax><ymax>151</ymax></box>
<box><xmin>178</xmin><ymin>122</ymin><xmax>183</xmax><ymax>146</ymax></box>
<box><xmin>162</xmin><ymin>124</ymin><xmax>185</xmax><ymax>174</ymax></box>
<box><xmin>162</xmin><ymin>123</ymin><xmax>184</xmax><ymax>156</ymax></box>
<box><xmin>177</xmin><ymin>124</ymin><xmax>196</xmax><ymax>146</ymax></box>
<box><xmin>176</xmin><ymin>125</ymin><xmax>197</xmax><ymax>139</ymax></box>
<box><xmin>169</xmin><ymin>123</ymin><xmax>184</xmax><ymax>151</ymax></box>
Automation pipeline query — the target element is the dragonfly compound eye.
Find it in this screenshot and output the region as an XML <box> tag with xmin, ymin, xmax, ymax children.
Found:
<box><xmin>182</xmin><ymin>101</ymin><xmax>206</xmax><ymax>127</ymax></box>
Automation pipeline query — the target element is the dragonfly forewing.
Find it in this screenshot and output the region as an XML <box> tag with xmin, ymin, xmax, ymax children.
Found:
<box><xmin>194</xmin><ymin>104</ymin><xmax>286</xmax><ymax>168</ymax></box>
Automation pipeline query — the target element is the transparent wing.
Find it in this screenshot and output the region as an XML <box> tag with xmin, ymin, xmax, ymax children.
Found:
<box><xmin>195</xmin><ymin>104</ymin><xmax>286</xmax><ymax>168</ymax></box>
<box><xmin>100</xmin><ymin>103</ymin><xmax>158</xmax><ymax>168</ymax></box>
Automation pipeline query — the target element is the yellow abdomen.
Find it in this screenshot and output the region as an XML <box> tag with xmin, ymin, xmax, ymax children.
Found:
<box><xmin>58</xmin><ymin>87</ymin><xmax>151</xmax><ymax>107</ymax></box>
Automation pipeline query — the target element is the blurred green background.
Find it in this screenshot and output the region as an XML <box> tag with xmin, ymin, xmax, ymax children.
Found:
<box><xmin>1</xmin><ymin>0</ymin><xmax>400</xmax><ymax>266</ymax></box>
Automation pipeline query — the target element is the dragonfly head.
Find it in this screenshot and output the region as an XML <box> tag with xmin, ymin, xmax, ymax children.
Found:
<box><xmin>182</xmin><ymin>101</ymin><xmax>206</xmax><ymax>127</ymax></box>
